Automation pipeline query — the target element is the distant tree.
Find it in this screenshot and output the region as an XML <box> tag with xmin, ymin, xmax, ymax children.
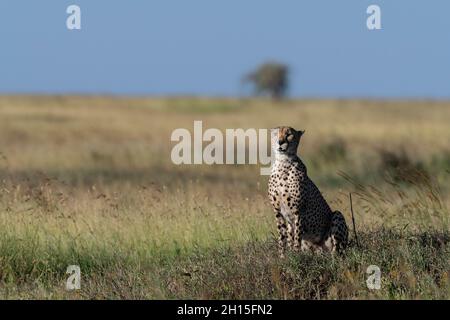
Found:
<box><xmin>245</xmin><ymin>62</ymin><xmax>289</xmax><ymax>100</ymax></box>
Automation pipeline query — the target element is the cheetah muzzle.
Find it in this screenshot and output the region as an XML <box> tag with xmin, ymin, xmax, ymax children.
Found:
<box><xmin>268</xmin><ymin>126</ymin><xmax>349</xmax><ymax>257</ymax></box>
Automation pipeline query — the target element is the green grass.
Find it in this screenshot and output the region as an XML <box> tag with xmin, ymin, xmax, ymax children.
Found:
<box><xmin>0</xmin><ymin>231</ymin><xmax>448</xmax><ymax>299</ymax></box>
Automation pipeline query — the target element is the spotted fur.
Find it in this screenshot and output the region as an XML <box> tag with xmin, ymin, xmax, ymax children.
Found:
<box><xmin>268</xmin><ymin>126</ymin><xmax>348</xmax><ymax>257</ymax></box>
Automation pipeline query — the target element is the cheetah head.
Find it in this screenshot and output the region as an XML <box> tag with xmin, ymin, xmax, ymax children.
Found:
<box><xmin>271</xmin><ymin>126</ymin><xmax>305</xmax><ymax>156</ymax></box>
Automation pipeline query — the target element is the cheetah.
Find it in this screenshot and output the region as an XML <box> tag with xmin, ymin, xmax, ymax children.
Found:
<box><xmin>268</xmin><ymin>126</ymin><xmax>348</xmax><ymax>257</ymax></box>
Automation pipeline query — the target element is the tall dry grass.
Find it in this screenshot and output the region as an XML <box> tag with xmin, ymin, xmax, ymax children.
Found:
<box><xmin>0</xmin><ymin>96</ymin><xmax>448</xmax><ymax>299</ymax></box>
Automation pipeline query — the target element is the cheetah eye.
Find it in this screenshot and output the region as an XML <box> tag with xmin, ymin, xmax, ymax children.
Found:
<box><xmin>286</xmin><ymin>134</ymin><xmax>294</xmax><ymax>142</ymax></box>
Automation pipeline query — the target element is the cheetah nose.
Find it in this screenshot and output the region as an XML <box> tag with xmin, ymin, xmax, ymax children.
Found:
<box><xmin>278</xmin><ymin>141</ymin><xmax>287</xmax><ymax>151</ymax></box>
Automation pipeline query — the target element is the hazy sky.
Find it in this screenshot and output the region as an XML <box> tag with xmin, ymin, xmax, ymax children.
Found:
<box><xmin>0</xmin><ymin>0</ymin><xmax>449</xmax><ymax>98</ymax></box>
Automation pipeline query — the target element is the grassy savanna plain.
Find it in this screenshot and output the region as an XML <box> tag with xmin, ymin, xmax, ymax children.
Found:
<box><xmin>0</xmin><ymin>96</ymin><xmax>448</xmax><ymax>299</ymax></box>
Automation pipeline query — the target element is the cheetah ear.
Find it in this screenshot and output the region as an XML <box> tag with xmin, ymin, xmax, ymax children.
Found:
<box><xmin>297</xmin><ymin>130</ymin><xmax>305</xmax><ymax>137</ymax></box>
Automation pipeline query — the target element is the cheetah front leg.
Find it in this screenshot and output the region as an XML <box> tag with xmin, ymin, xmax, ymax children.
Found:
<box><xmin>274</xmin><ymin>210</ymin><xmax>288</xmax><ymax>258</ymax></box>
<box><xmin>286</xmin><ymin>221</ymin><xmax>295</xmax><ymax>250</ymax></box>
<box><xmin>292</xmin><ymin>210</ymin><xmax>302</xmax><ymax>252</ymax></box>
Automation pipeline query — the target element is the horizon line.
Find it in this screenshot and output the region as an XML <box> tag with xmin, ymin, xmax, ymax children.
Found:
<box><xmin>1</xmin><ymin>92</ymin><xmax>450</xmax><ymax>102</ymax></box>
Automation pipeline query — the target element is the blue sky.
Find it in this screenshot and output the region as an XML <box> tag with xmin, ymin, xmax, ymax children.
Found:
<box><xmin>0</xmin><ymin>0</ymin><xmax>449</xmax><ymax>98</ymax></box>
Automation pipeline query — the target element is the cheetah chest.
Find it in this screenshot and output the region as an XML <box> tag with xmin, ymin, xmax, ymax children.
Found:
<box><xmin>270</xmin><ymin>164</ymin><xmax>302</xmax><ymax>223</ymax></box>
